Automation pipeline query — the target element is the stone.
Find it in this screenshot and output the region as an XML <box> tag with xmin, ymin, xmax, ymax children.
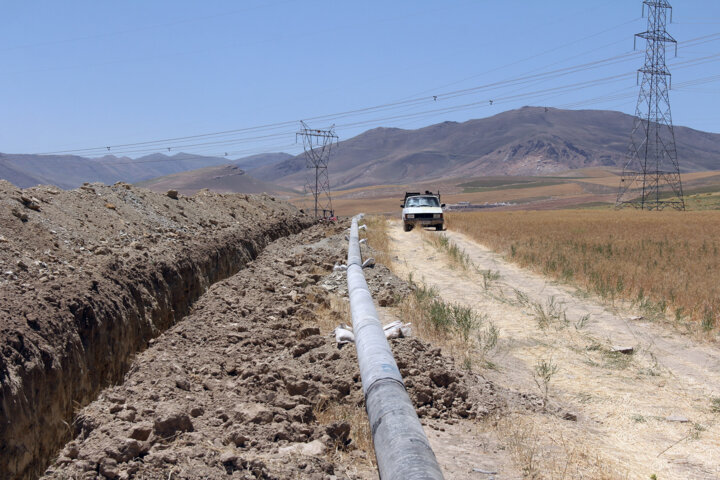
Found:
<box><xmin>117</xmin><ymin>409</ymin><xmax>136</xmax><ymax>422</ymax></box>
<box><xmin>153</xmin><ymin>411</ymin><xmax>194</xmax><ymax>437</ymax></box>
<box><xmin>278</xmin><ymin>439</ymin><xmax>326</xmax><ymax>457</ymax></box>
<box><xmin>99</xmin><ymin>457</ymin><xmax>119</xmax><ymax>479</ymax></box>
<box><xmin>429</xmin><ymin>368</ymin><xmax>456</xmax><ymax>388</ymax></box>
<box><xmin>19</xmin><ymin>195</ymin><xmax>40</xmax><ymax>211</ymax></box>
<box><xmin>190</xmin><ymin>406</ymin><xmax>204</xmax><ymax>417</ymax></box>
<box><xmin>166</xmin><ymin>190</ymin><xmax>179</xmax><ymax>199</ymax></box>
<box><xmin>175</xmin><ymin>376</ymin><xmax>191</xmax><ymax>391</ymax></box>
<box><xmin>223</xmin><ymin>430</ymin><xmax>249</xmax><ymax>447</ymax></box>
<box><xmin>63</xmin><ymin>443</ymin><xmax>80</xmax><ymax>459</ymax></box>
<box><xmin>220</xmin><ymin>451</ymin><xmax>240</xmax><ymax>467</ymax></box>
<box><xmin>561</xmin><ymin>411</ymin><xmax>578</xmax><ymax>422</ymax></box>
<box><xmin>292</xmin><ymin>337</ymin><xmax>325</xmax><ymax>357</ymax></box>
<box><xmin>74</xmin><ymin>459</ymin><xmax>96</xmax><ymax>472</ymax></box>
<box><xmin>106</xmin><ymin>393</ymin><xmax>126</xmax><ymax>404</ymax></box>
<box><xmin>12</xmin><ymin>209</ymin><xmax>29</xmax><ymax>221</ymax></box>
<box><xmin>274</xmin><ymin>396</ymin><xmax>299</xmax><ymax>410</ymax></box>
<box><xmin>117</xmin><ymin>439</ymin><xmax>143</xmax><ymax>462</ymax></box>
<box><xmin>666</xmin><ymin>415</ymin><xmax>689</xmax><ymax>423</ymax></box>
<box><xmin>288</xmin><ymin>404</ymin><xmax>314</xmax><ymax>423</ymax></box>
<box><xmin>234</xmin><ymin>403</ymin><xmax>274</xmax><ymax>424</ymax></box>
<box><xmin>129</xmin><ymin>423</ymin><xmax>153</xmax><ymax>441</ymax></box>
<box><xmin>285</xmin><ymin>380</ymin><xmax>311</xmax><ymax>396</ymax></box>
<box><xmin>611</xmin><ymin>346</ymin><xmax>634</xmax><ymax>354</ymax></box>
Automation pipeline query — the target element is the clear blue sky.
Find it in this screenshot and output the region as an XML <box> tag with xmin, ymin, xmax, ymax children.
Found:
<box><xmin>1</xmin><ymin>0</ymin><xmax>719</xmax><ymax>159</ymax></box>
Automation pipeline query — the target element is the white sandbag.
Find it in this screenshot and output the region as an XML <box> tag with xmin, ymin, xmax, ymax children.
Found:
<box><xmin>383</xmin><ymin>321</ymin><xmax>412</xmax><ymax>339</ymax></box>
<box><xmin>334</xmin><ymin>325</ymin><xmax>355</xmax><ymax>345</ymax></box>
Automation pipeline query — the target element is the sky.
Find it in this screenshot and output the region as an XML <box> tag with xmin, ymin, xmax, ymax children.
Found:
<box><xmin>1</xmin><ymin>0</ymin><xmax>719</xmax><ymax>159</ymax></box>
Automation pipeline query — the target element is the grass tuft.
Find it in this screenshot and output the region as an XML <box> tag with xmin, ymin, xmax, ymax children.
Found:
<box><xmin>402</xmin><ymin>276</ymin><xmax>498</xmax><ymax>370</ymax></box>
<box><xmin>428</xmin><ymin>233</ymin><xmax>472</xmax><ymax>270</ymax></box>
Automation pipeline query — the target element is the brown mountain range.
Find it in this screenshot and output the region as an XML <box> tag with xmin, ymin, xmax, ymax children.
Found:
<box><xmin>3</xmin><ymin>107</ymin><xmax>719</xmax><ymax>192</ymax></box>
<box><xmin>0</xmin><ymin>152</ymin><xmax>290</xmax><ymax>190</ymax></box>
<box><xmin>251</xmin><ymin>107</ymin><xmax>720</xmax><ymax>189</ymax></box>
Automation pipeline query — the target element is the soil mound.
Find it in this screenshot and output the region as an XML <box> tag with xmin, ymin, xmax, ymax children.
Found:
<box><xmin>0</xmin><ymin>180</ymin><xmax>312</xmax><ymax>479</ymax></box>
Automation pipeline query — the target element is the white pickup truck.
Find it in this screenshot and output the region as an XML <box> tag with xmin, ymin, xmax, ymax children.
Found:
<box><xmin>401</xmin><ymin>191</ymin><xmax>445</xmax><ymax>232</ymax></box>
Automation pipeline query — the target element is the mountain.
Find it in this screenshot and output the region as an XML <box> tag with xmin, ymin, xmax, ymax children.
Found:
<box><xmin>233</xmin><ymin>152</ymin><xmax>294</xmax><ymax>173</ymax></box>
<box><xmin>0</xmin><ymin>151</ymin><xmax>288</xmax><ymax>189</ymax></box>
<box><xmin>5</xmin><ymin>107</ymin><xmax>720</xmax><ymax>191</ymax></box>
<box><xmin>251</xmin><ymin>107</ymin><xmax>720</xmax><ymax>189</ymax></box>
<box><xmin>136</xmin><ymin>164</ymin><xmax>298</xmax><ymax>196</ymax></box>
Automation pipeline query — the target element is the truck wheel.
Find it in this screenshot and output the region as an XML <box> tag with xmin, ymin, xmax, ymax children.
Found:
<box><xmin>435</xmin><ymin>225</ymin><xmax>444</xmax><ymax>231</ymax></box>
<box><xmin>403</xmin><ymin>223</ymin><xmax>413</xmax><ymax>232</ymax></box>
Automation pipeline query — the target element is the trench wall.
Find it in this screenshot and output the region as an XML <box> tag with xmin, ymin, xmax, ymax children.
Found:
<box><xmin>0</xmin><ymin>210</ymin><xmax>312</xmax><ymax>479</ymax></box>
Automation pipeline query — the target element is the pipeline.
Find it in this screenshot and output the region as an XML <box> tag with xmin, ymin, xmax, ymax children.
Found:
<box><xmin>346</xmin><ymin>216</ymin><xmax>444</xmax><ymax>480</ymax></box>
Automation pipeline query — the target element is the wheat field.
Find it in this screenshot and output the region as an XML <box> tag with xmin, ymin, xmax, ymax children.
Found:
<box><xmin>447</xmin><ymin>209</ymin><xmax>720</xmax><ymax>334</ymax></box>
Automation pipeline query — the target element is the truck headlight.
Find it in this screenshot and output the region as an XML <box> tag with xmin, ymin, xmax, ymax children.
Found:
<box><xmin>433</xmin><ymin>213</ymin><xmax>442</xmax><ymax>219</ymax></box>
<box><xmin>405</xmin><ymin>214</ymin><xmax>414</xmax><ymax>219</ymax></box>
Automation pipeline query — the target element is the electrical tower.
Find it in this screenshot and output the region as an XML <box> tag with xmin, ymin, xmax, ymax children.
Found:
<box><xmin>296</xmin><ymin>121</ymin><xmax>338</xmax><ymax>219</ymax></box>
<box><xmin>616</xmin><ymin>0</ymin><xmax>684</xmax><ymax>210</ymax></box>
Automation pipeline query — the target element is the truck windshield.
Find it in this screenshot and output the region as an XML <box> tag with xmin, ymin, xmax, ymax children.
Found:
<box><xmin>406</xmin><ymin>197</ymin><xmax>439</xmax><ymax>207</ymax></box>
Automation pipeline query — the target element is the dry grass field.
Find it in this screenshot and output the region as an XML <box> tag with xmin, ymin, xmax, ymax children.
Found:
<box><xmin>385</xmin><ymin>217</ymin><xmax>720</xmax><ymax>479</ymax></box>
<box><xmin>291</xmin><ymin>168</ymin><xmax>720</xmax><ymax>216</ymax></box>
<box><xmin>447</xmin><ymin>209</ymin><xmax>720</xmax><ymax>334</ymax></box>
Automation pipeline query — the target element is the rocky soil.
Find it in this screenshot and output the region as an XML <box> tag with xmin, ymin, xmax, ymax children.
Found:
<box><xmin>2</xmin><ymin>180</ymin><xmax>543</xmax><ymax>479</ymax></box>
<box><xmin>0</xmin><ymin>181</ymin><xmax>312</xmax><ymax>479</ymax></box>
<box><xmin>37</xmin><ymin>223</ymin><xmax>541</xmax><ymax>479</ymax></box>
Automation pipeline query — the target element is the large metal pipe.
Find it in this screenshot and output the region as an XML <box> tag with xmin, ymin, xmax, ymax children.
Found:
<box><xmin>346</xmin><ymin>216</ymin><xmax>444</xmax><ymax>480</ymax></box>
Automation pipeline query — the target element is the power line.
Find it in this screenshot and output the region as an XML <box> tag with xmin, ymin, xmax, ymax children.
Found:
<box><xmin>31</xmin><ymin>51</ymin><xmax>645</xmax><ymax>156</ymax></box>
<box><xmin>62</xmin><ymin>68</ymin><xmax>720</xmax><ymax>168</ymax></box>
<box><xmin>32</xmin><ymin>32</ymin><xmax>720</xmax><ymax>160</ymax></box>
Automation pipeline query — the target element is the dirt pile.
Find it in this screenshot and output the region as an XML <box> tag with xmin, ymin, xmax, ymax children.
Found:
<box><xmin>0</xmin><ymin>180</ymin><xmax>313</xmax><ymax>479</ymax></box>
<box><xmin>38</xmin><ymin>222</ymin><xmax>540</xmax><ymax>479</ymax></box>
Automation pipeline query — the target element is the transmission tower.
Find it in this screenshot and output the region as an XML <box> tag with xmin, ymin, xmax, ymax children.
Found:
<box><xmin>616</xmin><ymin>0</ymin><xmax>684</xmax><ymax>210</ymax></box>
<box><xmin>296</xmin><ymin>121</ymin><xmax>338</xmax><ymax>219</ymax></box>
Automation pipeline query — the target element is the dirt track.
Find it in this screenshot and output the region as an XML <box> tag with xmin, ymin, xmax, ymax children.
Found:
<box><xmin>388</xmin><ymin>221</ymin><xmax>720</xmax><ymax>480</ymax></box>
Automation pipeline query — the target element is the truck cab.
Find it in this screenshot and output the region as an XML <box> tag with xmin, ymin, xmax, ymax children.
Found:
<box><xmin>401</xmin><ymin>191</ymin><xmax>445</xmax><ymax>232</ymax></box>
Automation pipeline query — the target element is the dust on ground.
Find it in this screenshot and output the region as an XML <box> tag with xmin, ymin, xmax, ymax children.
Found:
<box><xmin>388</xmin><ymin>220</ymin><xmax>720</xmax><ymax>480</ymax></box>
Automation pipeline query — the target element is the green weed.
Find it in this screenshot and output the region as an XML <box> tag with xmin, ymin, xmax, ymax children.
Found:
<box><xmin>710</xmin><ymin>397</ymin><xmax>720</xmax><ymax>413</ymax></box>
<box><xmin>533</xmin><ymin>358</ymin><xmax>559</xmax><ymax>410</ymax></box>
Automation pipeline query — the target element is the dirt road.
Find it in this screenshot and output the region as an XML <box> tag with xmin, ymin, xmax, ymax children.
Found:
<box><xmin>388</xmin><ymin>221</ymin><xmax>720</xmax><ymax>480</ymax></box>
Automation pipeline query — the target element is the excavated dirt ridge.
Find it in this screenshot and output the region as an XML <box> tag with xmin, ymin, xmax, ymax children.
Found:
<box><xmin>0</xmin><ymin>181</ymin><xmax>313</xmax><ymax>479</ymax></box>
<box><xmin>37</xmin><ymin>222</ymin><xmax>543</xmax><ymax>479</ymax></box>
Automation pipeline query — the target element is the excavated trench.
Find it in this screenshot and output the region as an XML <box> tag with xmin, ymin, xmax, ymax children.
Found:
<box><xmin>0</xmin><ymin>183</ymin><xmax>313</xmax><ymax>479</ymax></box>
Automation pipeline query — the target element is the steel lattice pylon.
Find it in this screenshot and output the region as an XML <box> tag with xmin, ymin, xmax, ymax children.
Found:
<box><xmin>616</xmin><ymin>0</ymin><xmax>684</xmax><ymax>211</ymax></box>
<box><xmin>296</xmin><ymin>121</ymin><xmax>338</xmax><ymax>219</ymax></box>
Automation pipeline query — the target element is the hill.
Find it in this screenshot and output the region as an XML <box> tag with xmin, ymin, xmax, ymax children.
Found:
<box><xmin>136</xmin><ymin>164</ymin><xmax>298</xmax><ymax>196</ymax></box>
<box><xmin>251</xmin><ymin>107</ymin><xmax>720</xmax><ymax>189</ymax></box>
<box><xmin>4</xmin><ymin>107</ymin><xmax>720</xmax><ymax>192</ymax></box>
<box><xmin>0</xmin><ymin>151</ymin><xmax>288</xmax><ymax>189</ymax></box>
